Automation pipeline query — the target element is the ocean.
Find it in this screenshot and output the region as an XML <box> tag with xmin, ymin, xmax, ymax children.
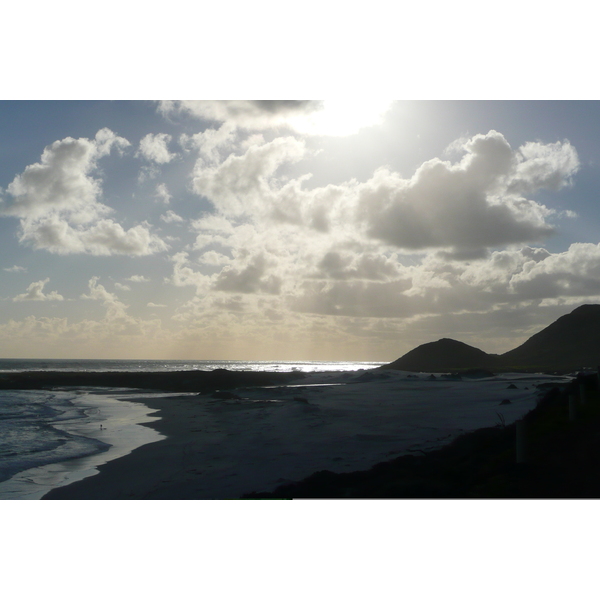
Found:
<box><xmin>0</xmin><ymin>358</ymin><xmax>384</xmax><ymax>374</ymax></box>
<box><xmin>0</xmin><ymin>359</ymin><xmax>384</xmax><ymax>499</ymax></box>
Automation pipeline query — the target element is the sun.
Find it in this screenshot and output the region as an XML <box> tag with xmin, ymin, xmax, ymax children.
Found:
<box><xmin>290</xmin><ymin>100</ymin><xmax>394</xmax><ymax>137</ymax></box>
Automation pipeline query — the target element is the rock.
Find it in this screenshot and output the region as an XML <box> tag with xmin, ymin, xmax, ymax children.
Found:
<box><xmin>500</xmin><ymin>399</ymin><xmax>512</xmax><ymax>405</ymax></box>
<box><xmin>507</xmin><ymin>383</ymin><xmax>518</xmax><ymax>389</ymax></box>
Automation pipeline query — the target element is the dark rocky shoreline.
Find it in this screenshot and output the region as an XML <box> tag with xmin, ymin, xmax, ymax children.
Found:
<box><xmin>0</xmin><ymin>368</ymin><xmax>301</xmax><ymax>393</ymax></box>
<box><xmin>243</xmin><ymin>373</ymin><xmax>600</xmax><ymax>498</ymax></box>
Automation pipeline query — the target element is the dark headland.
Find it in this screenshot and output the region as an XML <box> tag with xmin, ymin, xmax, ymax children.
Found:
<box><xmin>18</xmin><ymin>304</ymin><xmax>600</xmax><ymax>498</ymax></box>
<box><xmin>385</xmin><ymin>304</ymin><xmax>600</xmax><ymax>374</ymax></box>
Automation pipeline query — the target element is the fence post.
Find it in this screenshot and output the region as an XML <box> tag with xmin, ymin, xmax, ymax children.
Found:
<box><xmin>516</xmin><ymin>420</ymin><xmax>526</xmax><ymax>464</ymax></box>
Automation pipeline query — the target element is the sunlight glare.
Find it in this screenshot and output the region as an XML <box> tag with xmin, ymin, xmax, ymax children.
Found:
<box><xmin>292</xmin><ymin>100</ymin><xmax>394</xmax><ymax>137</ymax></box>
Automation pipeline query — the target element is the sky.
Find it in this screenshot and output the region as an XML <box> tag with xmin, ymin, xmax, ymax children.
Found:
<box><xmin>5</xmin><ymin>4</ymin><xmax>600</xmax><ymax>588</ymax></box>
<box><xmin>2</xmin><ymin>99</ymin><xmax>600</xmax><ymax>360</ymax></box>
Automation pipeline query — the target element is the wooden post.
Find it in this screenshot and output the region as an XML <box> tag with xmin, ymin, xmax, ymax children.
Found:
<box><xmin>516</xmin><ymin>420</ymin><xmax>526</xmax><ymax>464</ymax></box>
<box><xmin>569</xmin><ymin>394</ymin><xmax>577</xmax><ymax>421</ymax></box>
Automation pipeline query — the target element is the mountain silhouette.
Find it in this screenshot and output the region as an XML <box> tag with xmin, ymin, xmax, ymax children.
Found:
<box><xmin>385</xmin><ymin>304</ymin><xmax>600</xmax><ymax>372</ymax></box>
<box><xmin>500</xmin><ymin>304</ymin><xmax>600</xmax><ymax>370</ymax></box>
<box><xmin>386</xmin><ymin>338</ymin><xmax>498</xmax><ymax>371</ymax></box>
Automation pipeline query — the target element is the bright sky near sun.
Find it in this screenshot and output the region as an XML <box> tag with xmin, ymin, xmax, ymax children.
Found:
<box><xmin>2</xmin><ymin>99</ymin><xmax>600</xmax><ymax>360</ymax></box>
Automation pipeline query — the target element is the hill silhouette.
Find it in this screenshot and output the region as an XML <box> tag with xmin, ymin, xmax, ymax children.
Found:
<box><xmin>386</xmin><ymin>338</ymin><xmax>499</xmax><ymax>372</ymax></box>
<box><xmin>385</xmin><ymin>305</ymin><xmax>600</xmax><ymax>373</ymax></box>
<box><xmin>501</xmin><ymin>304</ymin><xmax>600</xmax><ymax>370</ymax></box>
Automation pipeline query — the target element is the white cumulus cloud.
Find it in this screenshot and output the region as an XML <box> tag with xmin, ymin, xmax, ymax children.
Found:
<box><xmin>138</xmin><ymin>133</ymin><xmax>176</xmax><ymax>164</ymax></box>
<box><xmin>155</xmin><ymin>183</ymin><xmax>172</xmax><ymax>204</ymax></box>
<box><xmin>0</xmin><ymin>129</ymin><xmax>167</xmax><ymax>256</ymax></box>
<box><xmin>188</xmin><ymin>130</ymin><xmax>579</xmax><ymax>259</ymax></box>
<box><xmin>160</xmin><ymin>210</ymin><xmax>184</xmax><ymax>224</ymax></box>
<box><xmin>13</xmin><ymin>278</ymin><xmax>64</xmax><ymax>302</ymax></box>
<box><xmin>192</xmin><ymin>136</ymin><xmax>307</xmax><ymax>217</ymax></box>
<box><xmin>355</xmin><ymin>130</ymin><xmax>578</xmax><ymax>255</ymax></box>
<box><xmin>509</xmin><ymin>242</ymin><xmax>600</xmax><ymax>298</ymax></box>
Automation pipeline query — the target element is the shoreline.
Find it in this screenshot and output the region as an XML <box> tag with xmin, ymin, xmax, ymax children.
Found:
<box><xmin>40</xmin><ymin>370</ymin><xmax>567</xmax><ymax>500</ymax></box>
<box><xmin>0</xmin><ymin>389</ymin><xmax>169</xmax><ymax>500</ymax></box>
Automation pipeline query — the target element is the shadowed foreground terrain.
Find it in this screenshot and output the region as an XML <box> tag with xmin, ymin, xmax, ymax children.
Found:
<box><xmin>244</xmin><ymin>374</ymin><xmax>600</xmax><ymax>498</ymax></box>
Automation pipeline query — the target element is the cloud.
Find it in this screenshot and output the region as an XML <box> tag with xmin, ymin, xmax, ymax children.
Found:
<box><xmin>289</xmin><ymin>278</ymin><xmax>414</xmax><ymax>318</ymax></box>
<box><xmin>191</xmin><ymin>214</ymin><xmax>237</xmax><ymax>249</ymax></box>
<box><xmin>155</xmin><ymin>183</ymin><xmax>172</xmax><ymax>204</ymax></box>
<box><xmin>179</xmin><ymin>124</ymin><xmax>236</xmax><ymax>165</ymax></box>
<box><xmin>509</xmin><ymin>242</ymin><xmax>600</xmax><ymax>298</ymax></box>
<box><xmin>198</xmin><ymin>250</ymin><xmax>231</xmax><ymax>266</ymax></box>
<box><xmin>127</xmin><ymin>275</ymin><xmax>150</xmax><ymax>282</ymax></box>
<box><xmin>160</xmin><ymin>210</ymin><xmax>184</xmax><ymax>224</ymax></box>
<box><xmin>13</xmin><ymin>278</ymin><xmax>64</xmax><ymax>302</ymax></box>
<box><xmin>2</xmin><ymin>128</ymin><xmax>128</xmax><ymax>221</ymax></box>
<box><xmin>310</xmin><ymin>251</ymin><xmax>403</xmax><ymax>281</ymax></box>
<box><xmin>168</xmin><ymin>250</ymin><xmax>283</xmax><ymax>296</ymax></box>
<box><xmin>189</xmin><ymin>130</ymin><xmax>577</xmax><ymax>258</ymax></box>
<box><xmin>80</xmin><ymin>277</ymin><xmax>144</xmax><ymax>334</ymax></box>
<box><xmin>284</xmin><ymin>241</ymin><xmax>600</xmax><ymax>323</ymax></box>
<box><xmin>160</xmin><ymin>100</ymin><xmax>323</xmax><ymax>131</ymax></box>
<box><xmin>138</xmin><ymin>133</ymin><xmax>176</xmax><ymax>164</ymax></box>
<box><xmin>508</xmin><ymin>140</ymin><xmax>580</xmax><ymax>195</ymax></box>
<box><xmin>459</xmin><ymin>247</ymin><xmax>551</xmax><ymax>290</ymax></box>
<box><xmin>356</xmin><ymin>130</ymin><xmax>578</xmax><ymax>255</ymax></box>
<box><xmin>3</xmin><ymin>265</ymin><xmax>26</xmax><ymax>273</ymax></box>
<box><xmin>192</xmin><ymin>136</ymin><xmax>307</xmax><ymax>217</ymax></box>
<box><xmin>213</xmin><ymin>254</ymin><xmax>282</xmax><ymax>295</ymax></box>
<box><xmin>147</xmin><ymin>302</ymin><xmax>167</xmax><ymax>308</ymax></box>
<box><xmin>1</xmin><ymin>129</ymin><xmax>166</xmax><ymax>256</ymax></box>
<box><xmin>114</xmin><ymin>283</ymin><xmax>131</xmax><ymax>291</ymax></box>
<box><xmin>18</xmin><ymin>216</ymin><xmax>168</xmax><ymax>256</ymax></box>
<box><xmin>169</xmin><ymin>252</ymin><xmax>212</xmax><ymax>293</ymax></box>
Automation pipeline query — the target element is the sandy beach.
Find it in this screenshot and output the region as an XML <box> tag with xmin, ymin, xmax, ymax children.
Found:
<box><xmin>40</xmin><ymin>369</ymin><xmax>560</xmax><ymax>499</ymax></box>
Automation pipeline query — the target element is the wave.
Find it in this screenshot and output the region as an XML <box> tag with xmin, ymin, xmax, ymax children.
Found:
<box><xmin>0</xmin><ymin>390</ymin><xmax>110</xmax><ymax>484</ymax></box>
